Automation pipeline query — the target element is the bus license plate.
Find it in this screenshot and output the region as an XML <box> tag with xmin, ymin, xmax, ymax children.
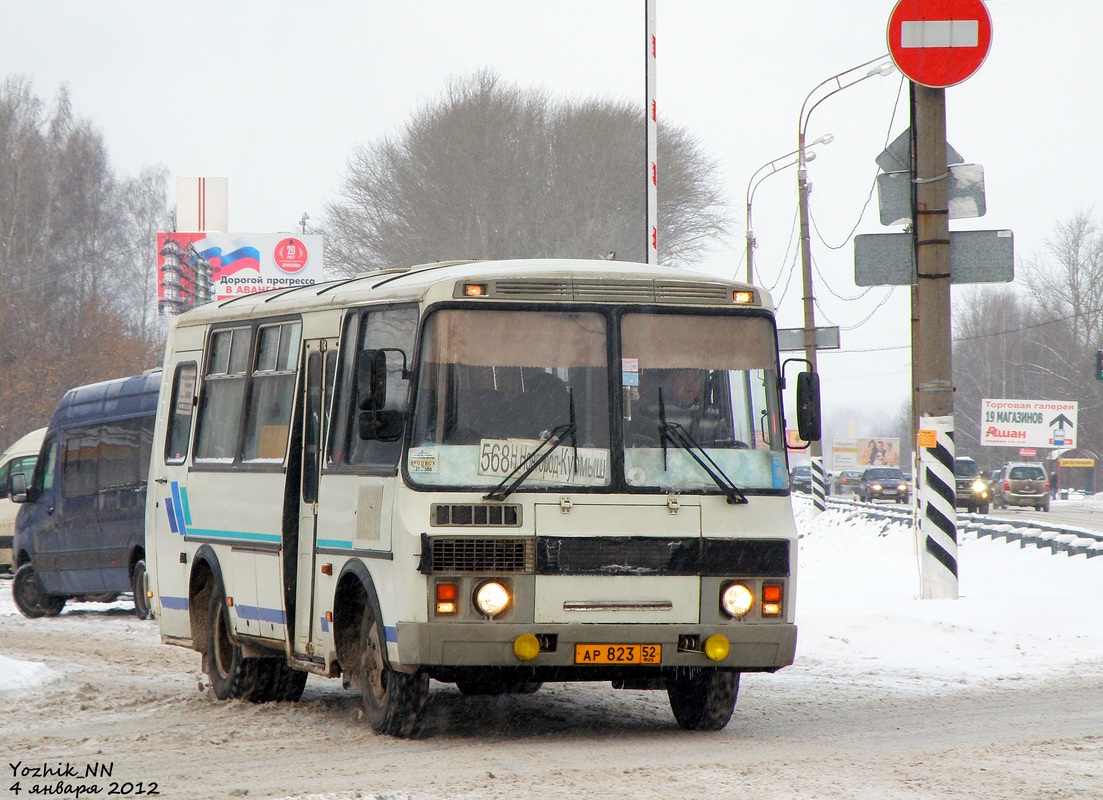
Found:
<box><xmin>574</xmin><ymin>644</ymin><xmax>661</xmax><ymax>665</ymax></box>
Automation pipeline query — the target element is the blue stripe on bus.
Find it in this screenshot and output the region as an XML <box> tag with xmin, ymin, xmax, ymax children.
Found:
<box><xmin>170</xmin><ymin>481</ymin><xmax>188</xmax><ymax>535</ymax></box>
<box><xmin>317</xmin><ymin>539</ymin><xmax>353</xmax><ymax>549</ymax></box>
<box><xmin>186</xmin><ymin>528</ymin><xmax>283</xmax><ymax>544</ymax></box>
<box><xmin>319</xmin><ymin>616</ymin><xmax>330</xmax><ymax>633</ymax></box>
<box><xmin>385</xmin><ymin>626</ymin><xmax>397</xmax><ymax>643</ymax></box>
<box><xmin>179</xmin><ymin>485</ymin><xmax>193</xmax><ymax>525</ymax></box>
<box><xmin>160</xmin><ymin>595</ymin><xmax>189</xmax><ymax>610</ymax></box>
<box><xmin>234</xmin><ymin>604</ymin><xmax>287</xmax><ymax>625</ymax></box>
<box><xmin>165</xmin><ymin>497</ymin><xmax>179</xmax><ymax>534</ymax></box>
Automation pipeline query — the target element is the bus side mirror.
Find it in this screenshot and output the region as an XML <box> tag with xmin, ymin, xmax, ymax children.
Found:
<box><xmin>356</xmin><ymin>349</ymin><xmax>388</xmax><ymax>411</ymax></box>
<box><xmin>796</xmin><ymin>371</ymin><xmax>822</xmax><ymax>443</ymax></box>
<box><xmin>358</xmin><ymin>410</ymin><xmax>405</xmax><ymax>442</ymax></box>
<box><xmin>10</xmin><ymin>471</ymin><xmax>29</xmax><ymax>503</ymax></box>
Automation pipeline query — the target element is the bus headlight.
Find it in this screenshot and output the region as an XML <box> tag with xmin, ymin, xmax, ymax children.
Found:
<box><xmin>720</xmin><ymin>583</ymin><xmax>754</xmax><ymax>618</ymax></box>
<box><xmin>474</xmin><ymin>581</ymin><xmax>511</xmax><ymax>617</ymax></box>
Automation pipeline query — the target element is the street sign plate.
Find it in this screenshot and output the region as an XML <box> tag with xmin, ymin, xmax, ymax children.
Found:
<box><xmin>876</xmin><ymin>164</ymin><xmax>986</xmax><ymax>225</ymax></box>
<box><xmin>777</xmin><ymin>326</ymin><xmax>840</xmax><ymax>352</ymax></box>
<box><xmin>887</xmin><ymin>0</ymin><xmax>993</xmax><ymax>88</ymax></box>
<box><xmin>875</xmin><ymin>128</ymin><xmax>963</xmax><ymax>174</ymax></box>
<box><xmin>854</xmin><ymin>229</ymin><xmax>1013</xmax><ymax>286</ymax></box>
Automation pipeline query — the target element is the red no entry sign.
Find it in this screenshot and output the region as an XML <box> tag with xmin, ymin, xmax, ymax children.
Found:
<box><xmin>887</xmin><ymin>0</ymin><xmax>992</xmax><ymax>88</ymax></box>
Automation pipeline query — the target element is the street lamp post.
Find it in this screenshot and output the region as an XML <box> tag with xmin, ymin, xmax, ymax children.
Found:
<box><xmin>797</xmin><ymin>56</ymin><xmax>895</xmax><ymax>461</ymax></box>
<box><xmin>744</xmin><ymin>135</ymin><xmax>833</xmax><ymax>284</ymax></box>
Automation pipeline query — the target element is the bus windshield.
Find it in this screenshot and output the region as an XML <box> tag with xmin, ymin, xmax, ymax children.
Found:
<box><xmin>409</xmin><ymin>308</ymin><xmax>611</xmax><ymax>489</ymax></box>
<box><xmin>620</xmin><ymin>312</ymin><xmax>786</xmax><ymax>493</ymax></box>
<box><xmin>407</xmin><ymin>307</ymin><xmax>787</xmax><ymax>493</ymax></box>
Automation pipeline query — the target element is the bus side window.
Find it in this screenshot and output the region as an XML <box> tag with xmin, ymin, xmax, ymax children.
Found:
<box><xmin>195</xmin><ymin>327</ymin><xmax>252</xmax><ymax>462</ymax></box>
<box><xmin>337</xmin><ymin>305</ymin><xmax>417</xmax><ymax>469</ymax></box>
<box><xmin>165</xmin><ymin>362</ymin><xmax>197</xmax><ymax>465</ymax></box>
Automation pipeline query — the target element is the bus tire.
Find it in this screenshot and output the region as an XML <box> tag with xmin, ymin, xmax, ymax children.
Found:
<box><xmin>242</xmin><ymin>659</ymin><xmax>305</xmax><ymax>703</ymax></box>
<box><xmin>12</xmin><ymin>563</ymin><xmax>66</xmax><ymax>619</ymax></box>
<box><xmin>666</xmin><ymin>668</ymin><xmax>739</xmax><ymax>731</ymax></box>
<box><xmin>132</xmin><ymin>560</ymin><xmax>153</xmax><ymax>620</ymax></box>
<box><xmin>358</xmin><ymin>604</ymin><xmax>428</xmax><ymax>737</ymax></box>
<box><xmin>205</xmin><ymin>582</ymin><xmax>267</xmax><ymax>702</ymax></box>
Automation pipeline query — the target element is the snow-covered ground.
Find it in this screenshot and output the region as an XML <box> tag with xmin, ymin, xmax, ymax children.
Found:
<box><xmin>2</xmin><ymin>500</ymin><xmax>1101</xmax><ymax>799</ymax></box>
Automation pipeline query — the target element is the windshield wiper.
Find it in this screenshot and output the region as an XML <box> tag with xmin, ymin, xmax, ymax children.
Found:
<box><xmin>483</xmin><ymin>389</ymin><xmax>577</xmax><ymax>502</ymax></box>
<box><xmin>658</xmin><ymin>389</ymin><xmax>748</xmax><ymax>505</ymax></box>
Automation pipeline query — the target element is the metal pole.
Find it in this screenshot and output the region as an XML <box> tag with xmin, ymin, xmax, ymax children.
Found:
<box><xmin>912</xmin><ymin>82</ymin><xmax>958</xmax><ymax>600</ymax></box>
<box><xmin>796</xmin><ymin>130</ymin><xmax>820</xmax><ymax>459</ymax></box>
<box><xmin>645</xmin><ymin>0</ymin><xmax>658</xmax><ymax>265</ymax></box>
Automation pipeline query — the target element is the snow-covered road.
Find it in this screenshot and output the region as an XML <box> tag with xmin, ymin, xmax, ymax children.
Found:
<box><xmin>2</xmin><ymin>504</ymin><xmax>1101</xmax><ymax>799</ymax></box>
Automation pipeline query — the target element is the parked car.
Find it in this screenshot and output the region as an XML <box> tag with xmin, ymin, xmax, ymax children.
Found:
<box><xmin>993</xmin><ymin>462</ymin><xmax>1050</xmax><ymax>512</ymax></box>
<box><xmin>954</xmin><ymin>456</ymin><xmax>990</xmax><ymax>514</ymax></box>
<box><xmin>0</xmin><ymin>428</ymin><xmax>45</xmax><ymax>573</ymax></box>
<box><xmin>790</xmin><ymin>464</ymin><xmax>813</xmax><ymax>493</ymax></box>
<box><xmin>834</xmin><ymin>469</ymin><xmax>865</xmax><ymax>497</ymax></box>
<box><xmin>858</xmin><ymin>466</ymin><xmax>909</xmax><ymax>503</ymax></box>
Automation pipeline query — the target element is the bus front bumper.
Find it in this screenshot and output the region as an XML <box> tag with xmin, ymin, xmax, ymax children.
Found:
<box><xmin>396</xmin><ymin>621</ymin><xmax>797</xmax><ymax>671</ymax></box>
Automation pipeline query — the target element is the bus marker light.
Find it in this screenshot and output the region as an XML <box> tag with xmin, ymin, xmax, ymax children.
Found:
<box><xmin>732</xmin><ymin>290</ymin><xmax>755</xmax><ymax>304</ymax></box>
<box><xmin>513</xmin><ymin>633</ymin><xmax>540</xmax><ymax>661</ymax></box>
<box><xmin>463</xmin><ymin>283</ymin><xmax>488</xmax><ymax>297</ymax></box>
<box><xmin>320</xmin><ymin>563</ymin><xmax>333</xmax><ymax>576</ymax></box>
<box><xmin>325</xmin><ymin>611</ymin><xmax>333</xmax><ymax>623</ymax></box>
<box><xmin>704</xmin><ymin>634</ymin><xmax>730</xmax><ymax>661</ymax></box>
<box><xmin>225</xmin><ymin>596</ymin><xmax>234</xmax><ymax>607</ymax></box>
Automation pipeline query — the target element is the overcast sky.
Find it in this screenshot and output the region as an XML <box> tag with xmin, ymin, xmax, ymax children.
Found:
<box><xmin>3</xmin><ymin>1</ymin><xmax>1098</xmax><ymax>423</ymax></box>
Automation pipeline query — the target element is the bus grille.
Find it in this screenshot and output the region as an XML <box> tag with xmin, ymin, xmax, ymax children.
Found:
<box><xmin>486</xmin><ymin>279</ymin><xmax>736</xmax><ymax>305</ymax></box>
<box><xmin>430</xmin><ymin>537</ymin><xmax>535</xmax><ymax>573</ymax></box>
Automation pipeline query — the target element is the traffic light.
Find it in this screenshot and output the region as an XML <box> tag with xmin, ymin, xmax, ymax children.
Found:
<box><xmin>1096</xmin><ymin>349</ymin><xmax>1103</xmax><ymax>380</ymax></box>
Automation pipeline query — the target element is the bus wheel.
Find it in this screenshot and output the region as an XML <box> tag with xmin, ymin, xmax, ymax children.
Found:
<box><xmin>12</xmin><ymin>563</ymin><xmax>66</xmax><ymax>619</ymax></box>
<box><xmin>666</xmin><ymin>668</ymin><xmax>739</xmax><ymax>731</ymax></box>
<box><xmin>254</xmin><ymin>657</ymin><xmax>308</xmax><ymax>701</ymax></box>
<box><xmin>358</xmin><ymin>605</ymin><xmax>428</xmax><ymax>737</ymax></box>
<box><xmin>205</xmin><ymin>583</ymin><xmax>266</xmax><ymax>701</ymax></box>
<box><xmin>132</xmin><ymin>560</ymin><xmax>153</xmax><ymax>620</ymax></box>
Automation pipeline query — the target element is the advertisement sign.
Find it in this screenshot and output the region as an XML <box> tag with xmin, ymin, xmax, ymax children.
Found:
<box><xmin>157</xmin><ymin>232</ymin><xmax>325</xmax><ymax>312</ymax></box>
<box><xmin>832</xmin><ymin>437</ymin><xmax>901</xmax><ymax>469</ymax></box>
<box><xmin>981</xmin><ymin>399</ymin><xmax>1077</xmax><ymax>448</ymax></box>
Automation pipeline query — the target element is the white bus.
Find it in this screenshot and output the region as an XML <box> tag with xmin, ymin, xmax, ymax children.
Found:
<box><xmin>145</xmin><ymin>258</ymin><xmax>820</xmax><ymax>736</ymax></box>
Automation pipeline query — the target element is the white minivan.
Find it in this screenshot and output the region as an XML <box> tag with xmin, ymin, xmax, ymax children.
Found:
<box><xmin>0</xmin><ymin>428</ymin><xmax>46</xmax><ymax>572</ymax></box>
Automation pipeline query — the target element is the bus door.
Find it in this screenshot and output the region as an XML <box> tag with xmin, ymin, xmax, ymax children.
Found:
<box><xmin>292</xmin><ymin>338</ymin><xmax>337</xmax><ymax>658</ymax></box>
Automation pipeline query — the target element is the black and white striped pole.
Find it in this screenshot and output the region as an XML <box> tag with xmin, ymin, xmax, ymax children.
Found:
<box><xmin>810</xmin><ymin>456</ymin><xmax>827</xmax><ymax>513</ymax></box>
<box><xmin>915</xmin><ymin>415</ymin><xmax>958</xmax><ymax>599</ymax></box>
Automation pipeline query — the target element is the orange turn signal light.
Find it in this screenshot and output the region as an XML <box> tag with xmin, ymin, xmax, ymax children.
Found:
<box><xmin>436</xmin><ymin>582</ymin><xmax>459</xmax><ymax>614</ymax></box>
<box><xmin>463</xmin><ymin>283</ymin><xmax>488</xmax><ymax>297</ymax></box>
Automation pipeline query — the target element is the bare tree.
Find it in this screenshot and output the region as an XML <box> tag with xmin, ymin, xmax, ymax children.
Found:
<box><xmin>324</xmin><ymin>70</ymin><xmax>729</xmax><ymax>274</ymax></box>
<box><xmin>951</xmin><ymin>211</ymin><xmax>1103</xmax><ymax>467</ymax></box>
<box><xmin>0</xmin><ymin>77</ymin><xmax>168</xmax><ymax>445</ymax></box>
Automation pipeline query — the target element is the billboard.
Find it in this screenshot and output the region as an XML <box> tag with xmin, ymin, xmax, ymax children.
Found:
<box><xmin>981</xmin><ymin>398</ymin><xmax>1077</xmax><ymax>448</ymax></box>
<box><xmin>832</xmin><ymin>437</ymin><xmax>901</xmax><ymax>469</ymax></box>
<box><xmin>157</xmin><ymin>232</ymin><xmax>325</xmax><ymax>313</ymax></box>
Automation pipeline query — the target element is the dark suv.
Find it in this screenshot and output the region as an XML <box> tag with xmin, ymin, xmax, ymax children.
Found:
<box><xmin>790</xmin><ymin>464</ymin><xmax>813</xmax><ymax>493</ymax></box>
<box><xmin>954</xmin><ymin>457</ymin><xmax>990</xmax><ymax>514</ymax></box>
<box><xmin>858</xmin><ymin>467</ymin><xmax>909</xmax><ymax>503</ymax></box>
<box><xmin>994</xmin><ymin>463</ymin><xmax>1050</xmax><ymax>512</ymax></box>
